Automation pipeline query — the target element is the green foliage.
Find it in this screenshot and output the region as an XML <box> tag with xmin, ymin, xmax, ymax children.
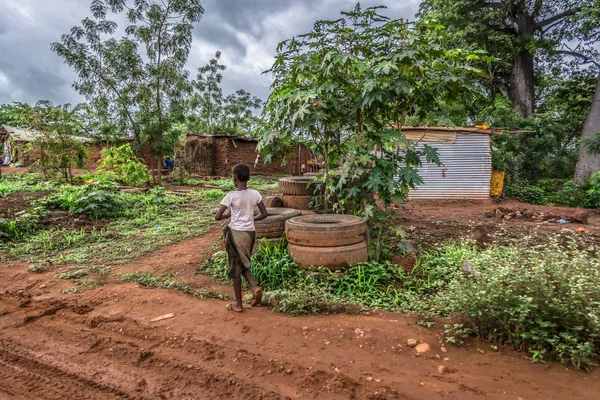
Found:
<box><xmin>0</xmin><ymin>207</ymin><xmax>46</xmax><ymax>240</ymax></box>
<box><xmin>329</xmin><ymin>261</ymin><xmax>404</xmax><ymax>308</ymax></box>
<box><xmin>201</xmin><ymin>189</ymin><xmax>226</xmax><ymax>200</ymax></box>
<box><xmin>97</xmin><ymin>144</ymin><xmax>149</xmax><ymax>186</ymax></box>
<box><xmin>27</xmin><ymin>264</ymin><xmax>48</xmax><ymax>273</ymax></box>
<box><xmin>586</xmin><ymin>171</ymin><xmax>600</xmax><ymax>207</ymax></box>
<box><xmin>434</xmin><ymin>242</ymin><xmax>600</xmax><ymax>370</ymax></box>
<box><xmin>0</xmin><ymin>174</ymin><xmax>59</xmax><ymax>196</ymax></box>
<box><xmin>198</xmin><ymin>176</ymin><xmax>279</xmax><ymax>193</ymax></box>
<box><xmin>250</xmin><ymin>239</ymin><xmax>300</xmax><ymax>290</ymax></box>
<box><xmin>52</xmin><ymin>0</ymin><xmax>205</xmax><ymax>179</ymax></box>
<box><xmin>266</xmin><ymin>278</ymin><xmax>350</xmax><ymax>316</ymax></box>
<box><xmin>583</xmin><ymin>131</ymin><xmax>600</xmax><ymax>156</ymax></box>
<box><xmin>260</xmin><ymin>5</ymin><xmax>485</xmax><ymax>260</ymax></box>
<box><xmin>188</xmin><ymin>52</ymin><xmax>263</xmax><ymax>137</ymax></box>
<box><xmin>506</xmin><ymin>178</ymin><xmax>596</xmax><ymax>208</ymax></box>
<box><xmin>120</xmin><ymin>271</ymin><xmax>192</xmax><ymax>293</ymax></box>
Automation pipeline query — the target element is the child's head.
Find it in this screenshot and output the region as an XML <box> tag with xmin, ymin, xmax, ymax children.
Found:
<box><xmin>232</xmin><ymin>163</ymin><xmax>250</xmax><ymax>183</ymax></box>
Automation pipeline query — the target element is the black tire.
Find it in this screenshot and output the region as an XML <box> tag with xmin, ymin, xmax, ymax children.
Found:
<box><xmin>282</xmin><ymin>195</ymin><xmax>313</xmax><ymax>210</ymax></box>
<box><xmin>286</xmin><ymin>214</ymin><xmax>367</xmax><ymax>247</ymax></box>
<box><xmin>278</xmin><ymin>177</ymin><xmax>316</xmax><ymax>196</ymax></box>
<box><xmin>263</xmin><ymin>196</ymin><xmax>284</xmax><ymax>207</ymax></box>
<box><xmin>255</xmin><ymin>207</ymin><xmax>302</xmax><ymax>239</ymax></box>
<box><xmin>288</xmin><ymin>241</ymin><xmax>368</xmax><ymax>270</ymax></box>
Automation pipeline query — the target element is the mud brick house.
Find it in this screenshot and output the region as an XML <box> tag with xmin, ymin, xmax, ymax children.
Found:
<box><xmin>177</xmin><ymin>133</ymin><xmax>314</xmax><ymax>177</ymax></box>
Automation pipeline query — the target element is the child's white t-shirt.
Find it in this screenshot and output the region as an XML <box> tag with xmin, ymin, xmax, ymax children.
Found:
<box><xmin>220</xmin><ymin>189</ymin><xmax>262</xmax><ymax>231</ymax></box>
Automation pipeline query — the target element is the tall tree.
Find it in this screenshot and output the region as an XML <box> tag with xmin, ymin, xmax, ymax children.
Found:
<box><xmin>189</xmin><ymin>52</ymin><xmax>263</xmax><ymax>136</ymax></box>
<box><xmin>52</xmin><ymin>0</ymin><xmax>204</xmax><ymax>184</ymax></box>
<box><xmin>575</xmin><ymin>74</ymin><xmax>600</xmax><ymax>184</ymax></box>
<box><xmin>419</xmin><ymin>0</ymin><xmax>597</xmax><ymax>117</ymax></box>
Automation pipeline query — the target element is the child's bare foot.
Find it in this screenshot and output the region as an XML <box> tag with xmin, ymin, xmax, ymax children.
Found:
<box><xmin>226</xmin><ymin>303</ymin><xmax>243</xmax><ymax>312</ymax></box>
<box><xmin>251</xmin><ymin>287</ymin><xmax>263</xmax><ymax>307</ymax></box>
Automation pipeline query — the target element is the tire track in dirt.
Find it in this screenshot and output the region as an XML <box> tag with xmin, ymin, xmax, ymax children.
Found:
<box><xmin>0</xmin><ymin>294</ymin><xmax>400</xmax><ymax>399</ymax></box>
<box><xmin>0</xmin><ymin>342</ymin><xmax>130</xmax><ymax>400</ymax></box>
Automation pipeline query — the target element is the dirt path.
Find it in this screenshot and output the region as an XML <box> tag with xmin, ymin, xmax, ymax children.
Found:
<box><xmin>1</xmin><ymin>228</ymin><xmax>600</xmax><ymax>399</ymax></box>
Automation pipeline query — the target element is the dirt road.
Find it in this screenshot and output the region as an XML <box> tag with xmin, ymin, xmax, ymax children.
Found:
<box><xmin>2</xmin><ymin>224</ymin><xmax>600</xmax><ymax>400</ymax></box>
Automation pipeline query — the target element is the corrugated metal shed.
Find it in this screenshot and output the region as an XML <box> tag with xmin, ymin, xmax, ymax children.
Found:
<box><xmin>407</xmin><ymin>132</ymin><xmax>492</xmax><ymax>199</ymax></box>
<box><xmin>2</xmin><ymin>125</ymin><xmax>94</xmax><ymax>143</ymax></box>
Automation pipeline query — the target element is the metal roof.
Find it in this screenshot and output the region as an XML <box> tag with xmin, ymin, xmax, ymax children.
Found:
<box><xmin>398</xmin><ymin>126</ymin><xmax>503</xmax><ymax>136</ymax></box>
<box><xmin>1</xmin><ymin>125</ymin><xmax>94</xmax><ymax>143</ymax></box>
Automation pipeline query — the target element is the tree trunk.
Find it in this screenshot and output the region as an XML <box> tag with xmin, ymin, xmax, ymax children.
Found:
<box><xmin>509</xmin><ymin>50</ymin><xmax>535</xmax><ymax>117</ymax></box>
<box><xmin>157</xmin><ymin>154</ymin><xmax>162</xmax><ymax>186</ymax></box>
<box><xmin>574</xmin><ymin>76</ymin><xmax>600</xmax><ymax>185</ymax></box>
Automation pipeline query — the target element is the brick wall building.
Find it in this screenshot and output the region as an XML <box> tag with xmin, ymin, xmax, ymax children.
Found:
<box><xmin>177</xmin><ymin>134</ymin><xmax>314</xmax><ymax>177</ymax></box>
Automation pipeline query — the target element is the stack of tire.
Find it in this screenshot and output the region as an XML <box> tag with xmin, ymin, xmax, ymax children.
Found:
<box><xmin>278</xmin><ymin>176</ymin><xmax>318</xmax><ymax>211</ymax></box>
<box><xmin>253</xmin><ymin>207</ymin><xmax>302</xmax><ymax>253</ymax></box>
<box><xmin>285</xmin><ymin>214</ymin><xmax>368</xmax><ymax>270</ymax></box>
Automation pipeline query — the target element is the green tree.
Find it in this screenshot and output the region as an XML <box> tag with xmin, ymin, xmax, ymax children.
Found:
<box><xmin>189</xmin><ymin>52</ymin><xmax>263</xmax><ymax>136</ymax></box>
<box><xmin>418</xmin><ymin>0</ymin><xmax>599</xmax><ymax>118</ymax></box>
<box><xmin>25</xmin><ymin>101</ymin><xmax>88</xmax><ymax>183</ymax></box>
<box><xmin>52</xmin><ymin>0</ymin><xmax>205</xmax><ymax>185</ymax></box>
<box><xmin>261</xmin><ymin>5</ymin><xmax>485</xmax><ymax>260</ymax></box>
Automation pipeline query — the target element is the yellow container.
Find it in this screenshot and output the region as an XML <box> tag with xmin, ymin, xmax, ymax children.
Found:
<box><xmin>490</xmin><ymin>170</ymin><xmax>505</xmax><ymax>196</ymax></box>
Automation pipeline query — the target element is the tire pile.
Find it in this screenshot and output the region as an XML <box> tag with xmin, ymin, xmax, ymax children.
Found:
<box><xmin>253</xmin><ymin>207</ymin><xmax>301</xmax><ymax>253</ymax></box>
<box><xmin>277</xmin><ymin>176</ymin><xmax>318</xmax><ymax>211</ymax></box>
<box><xmin>285</xmin><ymin>214</ymin><xmax>368</xmax><ymax>270</ymax></box>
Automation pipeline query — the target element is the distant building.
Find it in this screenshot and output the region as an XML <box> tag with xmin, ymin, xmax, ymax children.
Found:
<box><xmin>389</xmin><ymin>126</ymin><xmax>501</xmax><ymax>199</ymax></box>
<box><xmin>1</xmin><ymin>125</ymin><xmax>98</xmax><ymax>166</ymax></box>
<box><xmin>177</xmin><ymin>132</ymin><xmax>314</xmax><ymax>177</ymax></box>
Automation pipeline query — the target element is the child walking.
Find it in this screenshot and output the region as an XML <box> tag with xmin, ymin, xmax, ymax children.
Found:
<box><xmin>215</xmin><ymin>163</ymin><xmax>268</xmax><ymax>312</ymax></box>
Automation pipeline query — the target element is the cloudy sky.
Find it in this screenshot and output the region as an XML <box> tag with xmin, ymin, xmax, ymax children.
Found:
<box><xmin>0</xmin><ymin>0</ymin><xmax>421</xmax><ymax>106</ymax></box>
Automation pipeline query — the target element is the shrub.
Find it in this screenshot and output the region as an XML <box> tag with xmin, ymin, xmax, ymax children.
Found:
<box><xmin>97</xmin><ymin>144</ymin><xmax>149</xmax><ymax>186</ymax></box>
<box><xmin>202</xmin><ymin>189</ymin><xmax>226</xmax><ymax>200</ymax></box>
<box><xmin>585</xmin><ymin>171</ymin><xmax>600</xmax><ymax>208</ymax></box>
<box><xmin>434</xmin><ymin>242</ymin><xmax>600</xmax><ymax>369</ymax></box>
<box><xmin>71</xmin><ymin>181</ymin><xmax>124</xmax><ymax>219</ymax></box>
<box><xmin>0</xmin><ymin>207</ymin><xmax>46</xmax><ymax>240</ymax></box>
<box><xmin>265</xmin><ymin>278</ymin><xmax>350</xmax><ymax>316</ymax></box>
<box><xmin>505</xmin><ymin>183</ymin><xmax>548</xmax><ymax>205</ymax></box>
<box><xmin>506</xmin><ymin>179</ymin><xmax>596</xmax><ymax>208</ymax></box>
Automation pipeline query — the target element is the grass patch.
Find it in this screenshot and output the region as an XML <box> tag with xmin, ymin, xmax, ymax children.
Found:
<box><xmin>2</xmin><ymin>186</ymin><xmax>218</xmax><ymax>266</ymax></box>
<box><xmin>120</xmin><ymin>271</ymin><xmax>230</xmax><ymax>300</ymax></box>
<box><xmin>0</xmin><ymin>174</ymin><xmax>59</xmax><ymax>196</ymax></box>
<box><xmin>27</xmin><ymin>264</ymin><xmax>48</xmax><ymax>273</ymax></box>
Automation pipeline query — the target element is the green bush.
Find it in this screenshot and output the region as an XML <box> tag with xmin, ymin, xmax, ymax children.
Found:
<box><xmin>0</xmin><ymin>207</ymin><xmax>46</xmax><ymax>240</ymax></box>
<box><xmin>506</xmin><ymin>183</ymin><xmax>548</xmax><ymax>205</ymax></box>
<box><xmin>506</xmin><ymin>179</ymin><xmax>596</xmax><ymax>208</ymax></box>
<box><xmin>97</xmin><ymin>144</ymin><xmax>149</xmax><ymax>186</ymax></box>
<box><xmin>266</xmin><ymin>278</ymin><xmax>350</xmax><ymax>316</ymax></box>
<box><xmin>434</xmin><ymin>242</ymin><xmax>600</xmax><ymax>370</ymax></box>
<box><xmin>0</xmin><ymin>174</ymin><xmax>59</xmax><ymax>196</ymax></box>
<box><xmin>586</xmin><ymin>171</ymin><xmax>600</xmax><ymax>208</ymax></box>
<box><xmin>202</xmin><ymin>189</ymin><xmax>226</xmax><ymax>200</ymax></box>
<box><xmin>70</xmin><ymin>181</ymin><xmax>124</xmax><ymax>219</ymax></box>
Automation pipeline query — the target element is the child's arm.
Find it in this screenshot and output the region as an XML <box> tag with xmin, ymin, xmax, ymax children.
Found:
<box><xmin>214</xmin><ymin>205</ymin><xmax>229</xmax><ymax>221</ymax></box>
<box><xmin>255</xmin><ymin>201</ymin><xmax>268</xmax><ymax>221</ymax></box>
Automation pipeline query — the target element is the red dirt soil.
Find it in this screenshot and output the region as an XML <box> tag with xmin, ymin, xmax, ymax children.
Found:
<box><xmin>1</xmin><ymin>198</ymin><xmax>600</xmax><ymax>399</ymax></box>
